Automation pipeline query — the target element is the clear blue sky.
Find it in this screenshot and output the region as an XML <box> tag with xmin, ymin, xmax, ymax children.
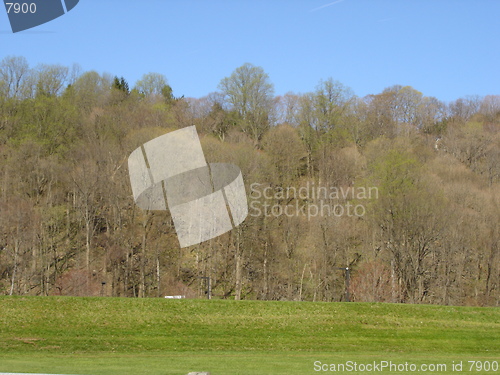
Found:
<box><xmin>1</xmin><ymin>0</ymin><xmax>499</xmax><ymax>102</ymax></box>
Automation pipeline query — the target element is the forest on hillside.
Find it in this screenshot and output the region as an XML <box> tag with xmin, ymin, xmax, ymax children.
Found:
<box><xmin>0</xmin><ymin>56</ymin><xmax>498</xmax><ymax>306</ymax></box>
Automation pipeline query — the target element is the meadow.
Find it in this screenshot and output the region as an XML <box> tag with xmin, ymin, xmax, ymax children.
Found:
<box><xmin>0</xmin><ymin>296</ymin><xmax>498</xmax><ymax>374</ymax></box>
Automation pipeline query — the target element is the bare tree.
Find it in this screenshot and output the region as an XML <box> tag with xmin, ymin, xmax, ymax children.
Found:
<box><xmin>219</xmin><ymin>63</ymin><xmax>274</xmax><ymax>144</ymax></box>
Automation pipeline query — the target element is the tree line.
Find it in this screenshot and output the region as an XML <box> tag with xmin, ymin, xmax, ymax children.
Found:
<box><xmin>0</xmin><ymin>56</ymin><xmax>498</xmax><ymax>306</ymax></box>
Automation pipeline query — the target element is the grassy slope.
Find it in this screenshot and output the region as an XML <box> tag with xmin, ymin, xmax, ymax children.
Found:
<box><xmin>0</xmin><ymin>296</ymin><xmax>498</xmax><ymax>374</ymax></box>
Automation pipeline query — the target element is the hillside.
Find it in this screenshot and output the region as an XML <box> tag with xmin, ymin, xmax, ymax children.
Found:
<box><xmin>0</xmin><ymin>57</ymin><xmax>499</xmax><ymax>306</ymax></box>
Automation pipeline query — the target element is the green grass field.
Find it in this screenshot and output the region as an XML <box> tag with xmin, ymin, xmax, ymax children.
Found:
<box><xmin>0</xmin><ymin>296</ymin><xmax>498</xmax><ymax>374</ymax></box>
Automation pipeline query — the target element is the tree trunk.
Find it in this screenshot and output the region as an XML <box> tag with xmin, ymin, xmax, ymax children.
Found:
<box><xmin>9</xmin><ymin>240</ymin><xmax>19</xmax><ymax>295</ymax></box>
<box><xmin>140</xmin><ymin>217</ymin><xmax>148</xmax><ymax>298</ymax></box>
<box><xmin>156</xmin><ymin>255</ymin><xmax>161</xmax><ymax>298</ymax></box>
<box><xmin>263</xmin><ymin>242</ymin><xmax>268</xmax><ymax>299</ymax></box>
<box><xmin>85</xmin><ymin>206</ymin><xmax>92</xmax><ymax>294</ymax></box>
<box><xmin>234</xmin><ymin>229</ymin><xmax>242</xmax><ymax>300</ymax></box>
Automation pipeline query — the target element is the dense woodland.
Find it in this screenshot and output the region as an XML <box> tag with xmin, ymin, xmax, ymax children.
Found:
<box><xmin>0</xmin><ymin>56</ymin><xmax>498</xmax><ymax>306</ymax></box>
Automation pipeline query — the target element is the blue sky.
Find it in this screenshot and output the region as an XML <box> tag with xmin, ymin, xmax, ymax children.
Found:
<box><xmin>1</xmin><ymin>0</ymin><xmax>499</xmax><ymax>102</ymax></box>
